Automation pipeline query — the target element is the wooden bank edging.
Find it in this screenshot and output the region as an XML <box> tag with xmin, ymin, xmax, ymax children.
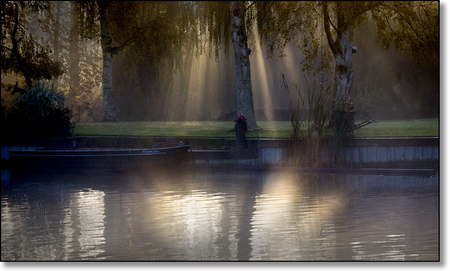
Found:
<box><xmin>187</xmin><ymin>137</ymin><xmax>439</xmax><ymax>170</ymax></box>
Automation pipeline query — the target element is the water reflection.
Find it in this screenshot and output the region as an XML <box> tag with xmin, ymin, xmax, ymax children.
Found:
<box><xmin>1</xmin><ymin>166</ymin><xmax>439</xmax><ymax>261</ymax></box>
<box><xmin>343</xmin><ymin>184</ymin><xmax>439</xmax><ymax>261</ymax></box>
<box><xmin>67</xmin><ymin>189</ymin><xmax>106</xmax><ymax>260</ymax></box>
<box><xmin>250</xmin><ymin>173</ymin><xmax>346</xmax><ymax>260</ymax></box>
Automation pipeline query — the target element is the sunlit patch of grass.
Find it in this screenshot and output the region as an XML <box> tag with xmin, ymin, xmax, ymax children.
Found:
<box><xmin>74</xmin><ymin>118</ymin><xmax>439</xmax><ymax>138</ymax></box>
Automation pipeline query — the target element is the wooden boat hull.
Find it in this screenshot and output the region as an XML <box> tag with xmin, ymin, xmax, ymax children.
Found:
<box><xmin>8</xmin><ymin>145</ymin><xmax>191</xmax><ymax>171</ymax></box>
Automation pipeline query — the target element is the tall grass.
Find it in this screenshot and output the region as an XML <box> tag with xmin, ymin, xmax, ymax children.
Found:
<box><xmin>282</xmin><ymin>73</ymin><xmax>334</xmax><ymax>167</ymax></box>
<box><xmin>282</xmin><ymin>72</ymin><xmax>359</xmax><ymax>168</ymax></box>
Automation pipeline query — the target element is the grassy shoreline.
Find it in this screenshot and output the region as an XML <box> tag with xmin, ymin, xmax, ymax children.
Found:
<box><xmin>73</xmin><ymin>119</ymin><xmax>439</xmax><ymax>139</ymax></box>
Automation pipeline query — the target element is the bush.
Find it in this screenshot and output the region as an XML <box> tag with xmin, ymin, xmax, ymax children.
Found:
<box><xmin>4</xmin><ymin>83</ymin><xmax>74</xmax><ymax>138</ymax></box>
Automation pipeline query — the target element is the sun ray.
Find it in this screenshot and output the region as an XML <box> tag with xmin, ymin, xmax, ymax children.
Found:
<box><xmin>251</xmin><ymin>26</ymin><xmax>274</xmax><ymax>121</ymax></box>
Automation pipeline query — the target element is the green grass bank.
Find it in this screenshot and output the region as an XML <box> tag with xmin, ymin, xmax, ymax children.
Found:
<box><xmin>73</xmin><ymin>118</ymin><xmax>439</xmax><ymax>139</ymax></box>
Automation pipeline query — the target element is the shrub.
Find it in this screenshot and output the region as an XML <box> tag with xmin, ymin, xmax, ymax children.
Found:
<box><xmin>5</xmin><ymin>83</ymin><xmax>74</xmax><ymax>137</ymax></box>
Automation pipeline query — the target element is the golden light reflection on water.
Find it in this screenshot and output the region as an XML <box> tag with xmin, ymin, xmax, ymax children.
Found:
<box><xmin>249</xmin><ymin>172</ymin><xmax>346</xmax><ymax>260</ymax></box>
<box><xmin>131</xmin><ymin>169</ymin><xmax>350</xmax><ymax>261</ymax></box>
<box><xmin>120</xmin><ymin>169</ymin><xmax>255</xmax><ymax>260</ymax></box>
<box><xmin>1</xmin><ymin>168</ymin><xmax>439</xmax><ymax>261</ymax></box>
<box><xmin>141</xmin><ymin>189</ymin><xmax>239</xmax><ymax>260</ymax></box>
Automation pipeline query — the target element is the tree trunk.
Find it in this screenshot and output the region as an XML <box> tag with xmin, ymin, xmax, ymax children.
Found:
<box><xmin>329</xmin><ymin>29</ymin><xmax>358</xmax><ymax>135</ymax></box>
<box><xmin>231</xmin><ymin>1</ymin><xmax>260</xmax><ymax>131</ymax></box>
<box><xmin>333</xmin><ymin>28</ymin><xmax>355</xmax><ymax>107</ymax></box>
<box><xmin>322</xmin><ymin>2</ymin><xmax>357</xmax><ymax>109</ymax></box>
<box><xmin>68</xmin><ymin>11</ymin><xmax>80</xmax><ymax>122</ymax></box>
<box><xmin>99</xmin><ymin>4</ymin><xmax>116</xmax><ymax>121</ymax></box>
<box><xmin>52</xmin><ymin>1</ymin><xmax>61</xmax><ymax>89</ymax></box>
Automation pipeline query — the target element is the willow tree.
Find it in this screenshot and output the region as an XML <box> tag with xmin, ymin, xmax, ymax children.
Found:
<box><xmin>73</xmin><ymin>1</ymin><xmax>115</xmax><ymax>121</ymax></box>
<box><xmin>197</xmin><ymin>1</ymin><xmax>260</xmax><ymax>130</ymax></box>
<box><xmin>75</xmin><ymin>1</ymin><xmax>137</xmax><ymax>121</ymax></box>
<box><xmin>74</xmin><ymin>1</ymin><xmax>199</xmax><ymax>122</ymax></box>
<box><xmin>371</xmin><ymin>1</ymin><xmax>439</xmax><ymax>66</ymax></box>
<box><xmin>109</xmin><ymin>1</ymin><xmax>198</xmax><ymax>121</ymax></box>
<box><xmin>230</xmin><ymin>1</ymin><xmax>260</xmax><ymax>130</ymax></box>
<box><xmin>256</xmin><ymin>1</ymin><xmax>438</xmax><ymax>114</ymax></box>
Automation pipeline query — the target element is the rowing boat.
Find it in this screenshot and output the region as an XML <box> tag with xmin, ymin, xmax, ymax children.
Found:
<box><xmin>8</xmin><ymin>144</ymin><xmax>191</xmax><ymax>171</ymax></box>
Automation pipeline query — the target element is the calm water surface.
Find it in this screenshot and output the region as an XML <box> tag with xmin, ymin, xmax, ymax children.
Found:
<box><xmin>1</xmin><ymin>166</ymin><xmax>439</xmax><ymax>261</ymax></box>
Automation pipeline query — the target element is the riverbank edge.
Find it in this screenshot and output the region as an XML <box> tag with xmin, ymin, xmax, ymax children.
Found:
<box><xmin>1</xmin><ymin>136</ymin><xmax>439</xmax><ymax>172</ymax></box>
<box><xmin>0</xmin><ymin>135</ymin><xmax>440</xmax><ymax>149</ymax></box>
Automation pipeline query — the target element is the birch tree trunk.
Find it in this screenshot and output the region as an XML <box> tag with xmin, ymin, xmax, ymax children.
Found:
<box><xmin>231</xmin><ymin>1</ymin><xmax>260</xmax><ymax>131</ymax></box>
<box><xmin>99</xmin><ymin>4</ymin><xmax>115</xmax><ymax>121</ymax></box>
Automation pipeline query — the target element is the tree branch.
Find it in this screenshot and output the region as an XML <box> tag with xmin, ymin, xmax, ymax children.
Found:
<box><xmin>322</xmin><ymin>2</ymin><xmax>338</xmax><ymax>55</ymax></box>
<box><xmin>245</xmin><ymin>1</ymin><xmax>257</xmax><ymax>12</ymax></box>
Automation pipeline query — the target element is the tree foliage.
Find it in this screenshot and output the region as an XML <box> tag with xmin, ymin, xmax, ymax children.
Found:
<box><xmin>109</xmin><ymin>1</ymin><xmax>204</xmax><ymax>120</ymax></box>
<box><xmin>193</xmin><ymin>1</ymin><xmax>262</xmax><ymax>129</ymax></box>
<box><xmin>255</xmin><ymin>2</ymin><xmax>326</xmax><ymax>73</ymax></box>
<box><xmin>1</xmin><ymin>1</ymin><xmax>64</xmax><ymax>91</ymax></box>
<box><xmin>71</xmin><ymin>1</ymin><xmax>202</xmax><ymax>121</ymax></box>
<box><xmin>256</xmin><ymin>1</ymin><xmax>438</xmax><ymax>74</ymax></box>
<box><xmin>195</xmin><ymin>1</ymin><xmax>233</xmax><ymax>59</ymax></box>
<box><xmin>34</xmin><ymin>1</ymin><xmax>104</xmax><ymax>122</ymax></box>
<box><xmin>4</xmin><ymin>82</ymin><xmax>74</xmax><ymax>137</ymax></box>
<box><xmin>256</xmin><ymin>1</ymin><xmax>438</xmax><ymax>109</ymax></box>
<box><xmin>372</xmin><ymin>1</ymin><xmax>439</xmax><ymax>66</ymax></box>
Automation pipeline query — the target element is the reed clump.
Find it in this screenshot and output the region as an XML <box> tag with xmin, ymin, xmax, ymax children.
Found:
<box><xmin>282</xmin><ymin>73</ymin><xmax>355</xmax><ymax>168</ymax></box>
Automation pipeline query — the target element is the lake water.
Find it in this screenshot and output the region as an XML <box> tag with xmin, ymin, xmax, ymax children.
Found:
<box><xmin>1</xmin><ymin>166</ymin><xmax>439</xmax><ymax>261</ymax></box>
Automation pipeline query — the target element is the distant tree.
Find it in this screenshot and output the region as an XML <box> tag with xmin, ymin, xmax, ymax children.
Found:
<box><xmin>1</xmin><ymin>1</ymin><xmax>64</xmax><ymax>92</ymax></box>
<box><xmin>110</xmin><ymin>1</ymin><xmax>198</xmax><ymax>121</ymax></box>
